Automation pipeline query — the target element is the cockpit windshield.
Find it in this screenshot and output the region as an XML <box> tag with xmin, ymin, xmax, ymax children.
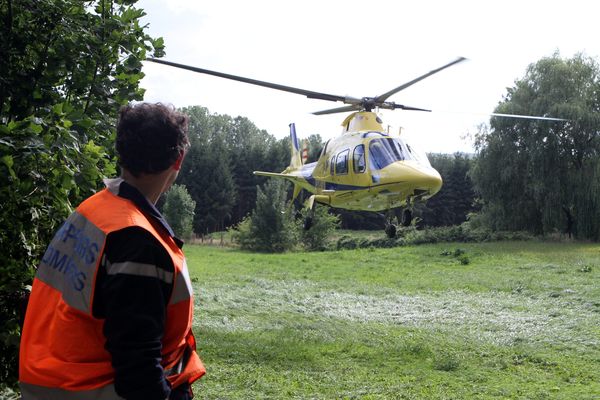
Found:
<box><xmin>405</xmin><ymin>142</ymin><xmax>432</xmax><ymax>167</ymax></box>
<box><xmin>368</xmin><ymin>138</ymin><xmax>405</xmax><ymax>170</ymax></box>
<box><xmin>368</xmin><ymin>137</ymin><xmax>431</xmax><ymax>169</ymax></box>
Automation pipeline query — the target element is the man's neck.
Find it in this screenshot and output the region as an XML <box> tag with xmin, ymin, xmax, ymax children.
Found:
<box><xmin>120</xmin><ymin>169</ymin><xmax>171</xmax><ymax>205</ymax></box>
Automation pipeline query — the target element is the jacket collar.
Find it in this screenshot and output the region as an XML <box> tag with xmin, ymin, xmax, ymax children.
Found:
<box><xmin>103</xmin><ymin>178</ymin><xmax>184</xmax><ymax>248</ymax></box>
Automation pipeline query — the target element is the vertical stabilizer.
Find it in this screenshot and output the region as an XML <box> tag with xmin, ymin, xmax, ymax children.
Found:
<box><xmin>289</xmin><ymin>123</ymin><xmax>303</xmax><ymax>169</ymax></box>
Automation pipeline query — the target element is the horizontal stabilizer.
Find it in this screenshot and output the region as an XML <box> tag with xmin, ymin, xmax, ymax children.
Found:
<box><xmin>253</xmin><ymin>171</ymin><xmax>304</xmax><ymax>183</ymax></box>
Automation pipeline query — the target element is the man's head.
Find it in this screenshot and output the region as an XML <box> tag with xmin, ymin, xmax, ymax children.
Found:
<box><xmin>116</xmin><ymin>103</ymin><xmax>189</xmax><ymax>177</ymax></box>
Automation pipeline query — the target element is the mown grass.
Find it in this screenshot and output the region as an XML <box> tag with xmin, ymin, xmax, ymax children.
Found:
<box><xmin>187</xmin><ymin>241</ymin><xmax>600</xmax><ymax>399</ymax></box>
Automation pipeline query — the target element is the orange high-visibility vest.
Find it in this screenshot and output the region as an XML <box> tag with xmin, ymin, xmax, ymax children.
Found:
<box><xmin>19</xmin><ymin>188</ymin><xmax>205</xmax><ymax>399</ymax></box>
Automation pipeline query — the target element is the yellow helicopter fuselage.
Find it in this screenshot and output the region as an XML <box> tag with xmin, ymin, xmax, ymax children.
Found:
<box><xmin>255</xmin><ymin>111</ymin><xmax>442</xmax><ymax>212</ymax></box>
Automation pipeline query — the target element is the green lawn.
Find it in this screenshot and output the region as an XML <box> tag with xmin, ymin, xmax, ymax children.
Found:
<box><xmin>187</xmin><ymin>241</ymin><xmax>600</xmax><ymax>399</ymax></box>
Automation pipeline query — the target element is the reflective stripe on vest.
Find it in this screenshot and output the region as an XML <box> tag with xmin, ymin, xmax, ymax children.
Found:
<box><xmin>20</xmin><ymin>382</ymin><xmax>124</xmax><ymax>400</ymax></box>
<box><xmin>105</xmin><ymin>259</ymin><xmax>174</xmax><ymax>285</ymax></box>
<box><xmin>171</xmin><ymin>258</ymin><xmax>193</xmax><ymax>304</ymax></box>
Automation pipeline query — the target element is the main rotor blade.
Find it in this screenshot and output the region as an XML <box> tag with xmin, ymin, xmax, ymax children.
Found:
<box><xmin>434</xmin><ymin>110</ymin><xmax>567</xmax><ymax>122</ymax></box>
<box><xmin>393</xmin><ymin>104</ymin><xmax>431</xmax><ymax>112</ymax></box>
<box><xmin>489</xmin><ymin>112</ymin><xmax>566</xmax><ymax>121</ymax></box>
<box><xmin>375</xmin><ymin>57</ymin><xmax>467</xmax><ymax>103</ymax></box>
<box><xmin>313</xmin><ymin>105</ymin><xmax>362</xmax><ymax>115</ymax></box>
<box><xmin>146</xmin><ymin>58</ymin><xmax>346</xmax><ymax>103</ymax></box>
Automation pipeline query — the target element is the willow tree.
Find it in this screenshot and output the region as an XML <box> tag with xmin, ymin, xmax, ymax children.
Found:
<box><xmin>471</xmin><ymin>53</ymin><xmax>600</xmax><ymax>239</ymax></box>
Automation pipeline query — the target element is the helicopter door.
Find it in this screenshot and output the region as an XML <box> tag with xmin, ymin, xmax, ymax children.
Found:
<box><xmin>350</xmin><ymin>144</ymin><xmax>370</xmax><ymax>188</ymax></box>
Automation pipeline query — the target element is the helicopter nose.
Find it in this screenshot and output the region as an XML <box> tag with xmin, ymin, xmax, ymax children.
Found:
<box><xmin>408</xmin><ymin>166</ymin><xmax>442</xmax><ymax>193</ymax></box>
<box><xmin>385</xmin><ymin>162</ymin><xmax>442</xmax><ymax>195</ymax></box>
<box><xmin>421</xmin><ymin>168</ymin><xmax>443</xmax><ymax>195</ymax></box>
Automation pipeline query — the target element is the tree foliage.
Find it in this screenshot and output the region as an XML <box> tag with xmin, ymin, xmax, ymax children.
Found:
<box><xmin>231</xmin><ymin>180</ymin><xmax>298</xmax><ymax>253</ymax></box>
<box><xmin>299</xmin><ymin>206</ymin><xmax>340</xmax><ymax>251</ymax></box>
<box><xmin>0</xmin><ymin>0</ymin><xmax>162</xmax><ymax>387</ymax></box>
<box><xmin>178</xmin><ymin>106</ymin><xmax>236</xmax><ymax>233</ymax></box>
<box><xmin>304</xmin><ymin>134</ymin><xmax>324</xmax><ymax>163</ymax></box>
<box><xmin>471</xmin><ymin>53</ymin><xmax>600</xmax><ymax>239</ymax></box>
<box><xmin>162</xmin><ymin>184</ymin><xmax>196</xmax><ymax>240</ymax></box>
<box><xmin>420</xmin><ymin>153</ymin><xmax>478</xmax><ymax>227</ymax></box>
<box><xmin>177</xmin><ymin>106</ymin><xmax>289</xmax><ymax>233</ymax></box>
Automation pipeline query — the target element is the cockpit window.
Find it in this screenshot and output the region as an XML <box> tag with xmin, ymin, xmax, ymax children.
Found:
<box><xmin>368</xmin><ymin>138</ymin><xmax>405</xmax><ymax>170</ymax></box>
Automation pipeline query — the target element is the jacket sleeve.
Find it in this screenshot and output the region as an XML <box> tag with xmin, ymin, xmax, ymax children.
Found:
<box><xmin>93</xmin><ymin>227</ymin><xmax>174</xmax><ymax>400</ymax></box>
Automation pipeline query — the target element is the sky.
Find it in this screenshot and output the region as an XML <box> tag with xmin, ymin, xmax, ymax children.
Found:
<box><xmin>138</xmin><ymin>0</ymin><xmax>599</xmax><ymax>154</ymax></box>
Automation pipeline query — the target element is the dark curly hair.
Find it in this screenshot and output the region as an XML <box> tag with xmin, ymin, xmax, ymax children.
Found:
<box><xmin>116</xmin><ymin>103</ymin><xmax>189</xmax><ymax>176</ymax></box>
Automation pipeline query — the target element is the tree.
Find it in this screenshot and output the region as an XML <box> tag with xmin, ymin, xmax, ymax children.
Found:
<box><xmin>471</xmin><ymin>53</ymin><xmax>600</xmax><ymax>239</ymax></box>
<box><xmin>0</xmin><ymin>0</ymin><xmax>162</xmax><ymax>388</ymax></box>
<box><xmin>178</xmin><ymin>106</ymin><xmax>236</xmax><ymax>233</ymax></box>
<box><xmin>178</xmin><ymin>107</ymin><xmax>290</xmax><ymax>232</ymax></box>
<box><xmin>305</xmin><ymin>133</ymin><xmax>324</xmax><ymax>163</ymax></box>
<box><xmin>228</xmin><ymin>116</ymin><xmax>288</xmax><ymax>224</ymax></box>
<box><xmin>420</xmin><ymin>153</ymin><xmax>477</xmax><ymax>227</ymax></box>
<box><xmin>162</xmin><ymin>184</ymin><xmax>196</xmax><ymax>240</ymax></box>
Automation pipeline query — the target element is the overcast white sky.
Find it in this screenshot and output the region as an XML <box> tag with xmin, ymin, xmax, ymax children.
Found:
<box><xmin>138</xmin><ymin>0</ymin><xmax>599</xmax><ymax>153</ymax></box>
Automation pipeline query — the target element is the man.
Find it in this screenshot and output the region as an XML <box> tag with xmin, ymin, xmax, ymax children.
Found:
<box><xmin>19</xmin><ymin>103</ymin><xmax>205</xmax><ymax>399</ymax></box>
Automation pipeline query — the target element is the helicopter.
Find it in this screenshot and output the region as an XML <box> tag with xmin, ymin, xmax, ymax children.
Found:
<box><xmin>146</xmin><ymin>57</ymin><xmax>565</xmax><ymax>237</ymax></box>
<box><xmin>255</xmin><ymin>118</ymin><xmax>440</xmax><ymax>238</ymax></box>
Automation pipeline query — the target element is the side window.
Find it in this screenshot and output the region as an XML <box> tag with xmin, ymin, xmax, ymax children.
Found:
<box><xmin>353</xmin><ymin>144</ymin><xmax>366</xmax><ymax>173</ymax></box>
<box><xmin>335</xmin><ymin>149</ymin><xmax>349</xmax><ymax>175</ymax></box>
<box><xmin>330</xmin><ymin>156</ymin><xmax>335</xmax><ymax>175</ymax></box>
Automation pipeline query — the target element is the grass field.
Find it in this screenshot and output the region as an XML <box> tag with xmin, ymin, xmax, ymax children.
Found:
<box><xmin>187</xmin><ymin>241</ymin><xmax>600</xmax><ymax>399</ymax></box>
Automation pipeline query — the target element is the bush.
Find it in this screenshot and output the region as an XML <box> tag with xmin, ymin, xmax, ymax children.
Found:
<box><xmin>300</xmin><ymin>207</ymin><xmax>340</xmax><ymax>251</ymax></box>
<box><xmin>162</xmin><ymin>184</ymin><xmax>196</xmax><ymax>240</ymax></box>
<box><xmin>231</xmin><ymin>180</ymin><xmax>298</xmax><ymax>252</ymax></box>
<box><xmin>335</xmin><ymin>223</ymin><xmax>533</xmax><ymax>251</ymax></box>
<box><xmin>336</xmin><ymin>235</ymin><xmax>357</xmax><ymax>250</ymax></box>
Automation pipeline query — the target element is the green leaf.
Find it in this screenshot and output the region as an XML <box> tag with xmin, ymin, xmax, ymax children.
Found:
<box><xmin>152</xmin><ymin>37</ymin><xmax>164</xmax><ymax>49</ymax></box>
<box><xmin>52</xmin><ymin>103</ymin><xmax>64</xmax><ymax>115</ymax></box>
<box><xmin>28</xmin><ymin>122</ymin><xmax>43</xmax><ymax>135</ymax></box>
<box><xmin>2</xmin><ymin>155</ymin><xmax>14</xmax><ymax>169</ymax></box>
<box><xmin>2</xmin><ymin>155</ymin><xmax>16</xmax><ymax>179</ymax></box>
<box><xmin>74</xmin><ymin>118</ymin><xmax>94</xmax><ymax>130</ymax></box>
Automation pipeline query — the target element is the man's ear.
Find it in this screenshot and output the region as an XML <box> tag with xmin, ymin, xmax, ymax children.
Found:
<box><xmin>173</xmin><ymin>151</ymin><xmax>185</xmax><ymax>171</ymax></box>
